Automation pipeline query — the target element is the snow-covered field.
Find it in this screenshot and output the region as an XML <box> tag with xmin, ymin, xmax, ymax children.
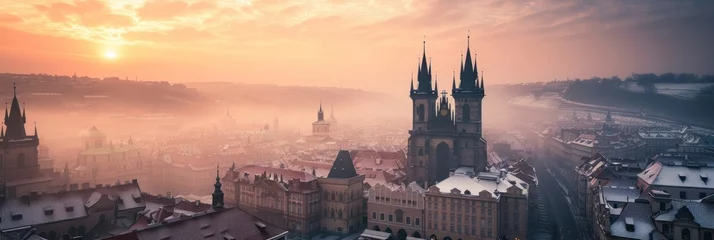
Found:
<box><xmin>509</xmin><ymin>95</ymin><xmax>561</xmax><ymax>109</ymax></box>
<box><xmin>619</xmin><ymin>82</ymin><xmax>713</xmax><ymax>99</ymax></box>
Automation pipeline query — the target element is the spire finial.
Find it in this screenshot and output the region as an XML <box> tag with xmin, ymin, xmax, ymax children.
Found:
<box><xmin>423</xmin><ymin>35</ymin><xmax>426</xmax><ymax>53</ymax></box>
<box><xmin>1</xmin><ymin>122</ymin><xmax>4</xmax><ymax>138</ymax></box>
<box><xmin>467</xmin><ymin>30</ymin><xmax>470</xmax><ymax>48</ymax></box>
<box><xmin>34</xmin><ymin>121</ymin><xmax>37</xmax><ymax>137</ymax></box>
<box><xmin>216</xmin><ymin>164</ymin><xmax>220</xmax><ymax>180</ymax></box>
<box><xmin>13</xmin><ymin>82</ymin><xmax>16</xmax><ymax>96</ymax></box>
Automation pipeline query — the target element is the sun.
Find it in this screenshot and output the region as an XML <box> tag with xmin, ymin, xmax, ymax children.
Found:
<box><xmin>104</xmin><ymin>50</ymin><xmax>118</xmax><ymax>60</ymax></box>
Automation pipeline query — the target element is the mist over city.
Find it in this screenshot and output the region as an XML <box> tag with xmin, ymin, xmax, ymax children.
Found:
<box><xmin>1</xmin><ymin>1</ymin><xmax>714</xmax><ymax>240</ymax></box>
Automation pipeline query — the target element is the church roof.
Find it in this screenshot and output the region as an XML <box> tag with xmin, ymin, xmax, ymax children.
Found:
<box><xmin>328</xmin><ymin>150</ymin><xmax>358</xmax><ymax>179</ymax></box>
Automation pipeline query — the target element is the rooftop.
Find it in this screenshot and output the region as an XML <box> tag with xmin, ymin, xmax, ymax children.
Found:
<box><xmin>103</xmin><ymin>208</ymin><xmax>288</xmax><ymax>240</ymax></box>
<box><xmin>430</xmin><ymin>172</ymin><xmax>528</xmax><ymax>198</ymax></box>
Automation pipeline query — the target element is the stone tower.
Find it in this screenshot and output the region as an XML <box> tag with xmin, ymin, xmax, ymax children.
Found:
<box><xmin>406</xmin><ymin>36</ymin><xmax>488</xmax><ymax>186</ymax></box>
<box><xmin>318</xmin><ymin>150</ymin><xmax>365</xmax><ymax>234</ymax></box>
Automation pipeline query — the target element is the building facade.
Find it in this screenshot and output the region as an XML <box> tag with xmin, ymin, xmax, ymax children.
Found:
<box><xmin>224</xmin><ymin>150</ymin><xmax>366</xmax><ymax>238</ymax></box>
<box><xmin>407</xmin><ymin>38</ymin><xmax>488</xmax><ymax>185</ymax></box>
<box><xmin>367</xmin><ymin>183</ymin><xmax>426</xmax><ymax>239</ymax></box>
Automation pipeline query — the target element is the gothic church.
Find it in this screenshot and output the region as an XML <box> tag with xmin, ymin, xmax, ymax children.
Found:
<box><xmin>407</xmin><ymin>36</ymin><xmax>487</xmax><ymax>185</ymax></box>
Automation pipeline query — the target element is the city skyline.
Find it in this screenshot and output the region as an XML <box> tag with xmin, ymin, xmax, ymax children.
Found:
<box><xmin>1</xmin><ymin>0</ymin><xmax>713</xmax><ymax>95</ymax></box>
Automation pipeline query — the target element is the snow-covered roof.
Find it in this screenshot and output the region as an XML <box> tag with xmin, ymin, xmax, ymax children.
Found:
<box><xmin>654</xmin><ymin>200</ymin><xmax>714</xmax><ymax>229</ymax></box>
<box><xmin>432</xmin><ymin>172</ymin><xmax>528</xmax><ymax>198</ymax></box>
<box><xmin>639</xmin><ymin>162</ymin><xmax>714</xmax><ymax>189</ymax></box>
<box><xmin>610</xmin><ymin>202</ymin><xmax>655</xmax><ymax>239</ymax></box>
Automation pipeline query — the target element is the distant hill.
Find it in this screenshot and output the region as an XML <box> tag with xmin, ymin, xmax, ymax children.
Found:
<box><xmin>183</xmin><ymin>82</ymin><xmax>404</xmax><ymax>115</ymax></box>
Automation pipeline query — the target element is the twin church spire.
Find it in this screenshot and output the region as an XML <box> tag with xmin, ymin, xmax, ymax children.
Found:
<box><xmin>410</xmin><ymin>34</ymin><xmax>485</xmax><ymax>96</ymax></box>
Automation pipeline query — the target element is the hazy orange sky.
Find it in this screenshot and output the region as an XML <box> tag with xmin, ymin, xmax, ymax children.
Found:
<box><xmin>1</xmin><ymin>0</ymin><xmax>712</xmax><ymax>95</ymax></box>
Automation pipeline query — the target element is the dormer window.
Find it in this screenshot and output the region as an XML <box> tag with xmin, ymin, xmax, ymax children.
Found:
<box><xmin>65</xmin><ymin>205</ymin><xmax>74</xmax><ymax>212</ymax></box>
<box><xmin>625</xmin><ymin>217</ymin><xmax>635</xmax><ymax>232</ymax></box>
<box><xmin>678</xmin><ymin>173</ymin><xmax>686</xmax><ymax>182</ymax></box>
<box><xmin>44</xmin><ymin>206</ymin><xmax>54</xmax><ymax>215</ymax></box>
<box><xmin>701</xmin><ymin>174</ymin><xmax>708</xmax><ymax>183</ymax></box>
<box><xmin>11</xmin><ymin>212</ymin><xmax>22</xmax><ymax>221</ymax></box>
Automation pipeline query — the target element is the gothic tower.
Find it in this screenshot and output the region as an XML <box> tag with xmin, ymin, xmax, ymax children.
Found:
<box><xmin>451</xmin><ymin>35</ymin><xmax>487</xmax><ymax>171</ymax></box>
<box><xmin>406</xmin><ymin>36</ymin><xmax>488</xmax><ymax>186</ymax></box>
<box><xmin>1</xmin><ymin>83</ymin><xmax>45</xmax><ymax>198</ymax></box>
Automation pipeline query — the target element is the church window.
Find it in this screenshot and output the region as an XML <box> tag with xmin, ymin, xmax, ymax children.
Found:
<box><xmin>463</xmin><ymin>104</ymin><xmax>471</xmax><ymax>122</ymax></box>
<box><xmin>17</xmin><ymin>153</ymin><xmax>25</xmax><ymax>168</ymax></box>
<box><xmin>418</xmin><ymin>104</ymin><xmax>425</xmax><ymax>121</ymax></box>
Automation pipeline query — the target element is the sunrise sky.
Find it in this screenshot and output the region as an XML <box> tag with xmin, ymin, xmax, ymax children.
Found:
<box><xmin>1</xmin><ymin>0</ymin><xmax>712</xmax><ymax>94</ymax></box>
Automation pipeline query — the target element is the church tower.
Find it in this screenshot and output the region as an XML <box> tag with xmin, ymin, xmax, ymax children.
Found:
<box><xmin>406</xmin><ymin>36</ymin><xmax>488</xmax><ymax>186</ymax></box>
<box><xmin>212</xmin><ymin>165</ymin><xmax>225</xmax><ymax>210</ymax></box>
<box><xmin>1</xmin><ymin>83</ymin><xmax>45</xmax><ymax>198</ymax></box>
<box><xmin>312</xmin><ymin>102</ymin><xmax>331</xmax><ymax>136</ymax></box>
<box><xmin>451</xmin><ymin>35</ymin><xmax>487</xmax><ymax>171</ymax></box>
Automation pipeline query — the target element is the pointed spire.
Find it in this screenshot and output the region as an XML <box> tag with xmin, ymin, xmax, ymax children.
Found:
<box><xmin>34</xmin><ymin>122</ymin><xmax>37</xmax><ymax>138</ymax></box>
<box><xmin>429</xmin><ymin>57</ymin><xmax>432</xmax><ymax>76</ymax></box>
<box><xmin>22</xmin><ymin>102</ymin><xmax>26</xmax><ymax>124</ymax></box>
<box><xmin>452</xmin><ymin>70</ymin><xmax>457</xmax><ymax>91</ymax></box>
<box><xmin>3</xmin><ymin>103</ymin><xmax>6</xmax><ymax>122</ymax></box>
<box><xmin>312</xmin><ymin>167</ymin><xmax>316</xmax><ymax>176</ymax></box>
<box><xmin>1</xmin><ymin>122</ymin><xmax>4</xmax><ymax>139</ymax></box>
<box><xmin>128</xmin><ymin>136</ymin><xmax>133</xmax><ymax>145</ymax></box>
<box><xmin>410</xmin><ymin>71</ymin><xmax>414</xmax><ymax>92</ymax></box>
<box><xmin>212</xmin><ymin>164</ymin><xmax>224</xmax><ymax>210</ymax></box>
<box><xmin>4</xmin><ymin>83</ymin><xmax>27</xmax><ymax>140</ymax></box>
<box><xmin>460</xmin><ymin>53</ymin><xmax>464</xmax><ymax>74</ymax></box>
<box><xmin>481</xmin><ymin>70</ymin><xmax>484</xmax><ymax>89</ymax></box>
<box><xmin>474</xmin><ymin>54</ymin><xmax>479</xmax><ymax>86</ymax></box>
<box><xmin>434</xmin><ymin>73</ymin><xmax>439</xmax><ymax>93</ymax></box>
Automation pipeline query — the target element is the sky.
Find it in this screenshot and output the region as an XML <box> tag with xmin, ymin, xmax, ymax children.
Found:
<box><xmin>1</xmin><ymin>0</ymin><xmax>713</xmax><ymax>95</ymax></box>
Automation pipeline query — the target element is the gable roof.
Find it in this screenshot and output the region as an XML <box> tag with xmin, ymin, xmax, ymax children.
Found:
<box><xmin>328</xmin><ymin>150</ymin><xmax>358</xmax><ymax>179</ymax></box>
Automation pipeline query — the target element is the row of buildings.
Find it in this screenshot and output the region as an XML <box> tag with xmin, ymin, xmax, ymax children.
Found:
<box><xmin>575</xmin><ymin>152</ymin><xmax>714</xmax><ymax>240</ymax></box>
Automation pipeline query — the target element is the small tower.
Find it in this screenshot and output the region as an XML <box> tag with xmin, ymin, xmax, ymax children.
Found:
<box><xmin>212</xmin><ymin>165</ymin><xmax>224</xmax><ymax>210</ymax></box>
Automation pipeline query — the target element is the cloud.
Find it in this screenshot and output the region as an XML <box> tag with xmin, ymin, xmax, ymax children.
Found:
<box><xmin>34</xmin><ymin>0</ymin><xmax>134</xmax><ymax>28</ymax></box>
<box><xmin>123</xmin><ymin>27</ymin><xmax>215</xmax><ymax>42</ymax></box>
<box><xmin>0</xmin><ymin>13</ymin><xmax>22</xmax><ymax>23</ymax></box>
<box><xmin>1</xmin><ymin>0</ymin><xmax>713</xmax><ymax>92</ymax></box>
<box><xmin>136</xmin><ymin>0</ymin><xmax>217</xmax><ymax>21</ymax></box>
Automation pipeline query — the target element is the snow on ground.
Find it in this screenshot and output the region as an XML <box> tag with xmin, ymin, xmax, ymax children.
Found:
<box><xmin>620</xmin><ymin>82</ymin><xmax>713</xmax><ymax>99</ymax></box>
<box><xmin>654</xmin><ymin>83</ymin><xmax>714</xmax><ymax>99</ymax></box>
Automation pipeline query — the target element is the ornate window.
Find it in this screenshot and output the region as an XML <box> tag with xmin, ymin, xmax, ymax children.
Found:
<box><xmin>395</xmin><ymin>209</ymin><xmax>404</xmax><ymax>223</ymax></box>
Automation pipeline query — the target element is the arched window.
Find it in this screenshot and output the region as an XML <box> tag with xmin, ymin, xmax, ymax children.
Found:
<box><xmin>462</xmin><ymin>104</ymin><xmax>471</xmax><ymax>122</ymax></box>
<box><xmin>418</xmin><ymin>104</ymin><xmax>425</xmax><ymax>121</ymax></box>
<box><xmin>338</xmin><ymin>209</ymin><xmax>343</xmax><ymax>219</ymax></box>
<box><xmin>704</xmin><ymin>231</ymin><xmax>712</xmax><ymax>240</ymax></box>
<box><xmin>324</xmin><ymin>192</ymin><xmax>328</xmax><ymax>200</ymax></box>
<box><xmin>339</xmin><ymin>193</ymin><xmax>344</xmax><ymax>201</ymax></box>
<box><xmin>330</xmin><ymin>208</ymin><xmax>335</xmax><ymax>218</ymax></box>
<box><xmin>17</xmin><ymin>153</ymin><xmax>25</xmax><ymax>168</ymax></box>
<box><xmin>682</xmin><ymin>228</ymin><xmax>691</xmax><ymax>240</ymax></box>
<box><xmin>331</xmin><ymin>192</ymin><xmax>335</xmax><ymax>201</ymax></box>
<box><xmin>395</xmin><ymin>209</ymin><xmax>404</xmax><ymax>223</ymax></box>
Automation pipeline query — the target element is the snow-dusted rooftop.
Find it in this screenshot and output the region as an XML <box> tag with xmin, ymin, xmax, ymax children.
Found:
<box><xmin>639</xmin><ymin>162</ymin><xmax>714</xmax><ymax>190</ymax></box>
<box><xmin>431</xmin><ymin>171</ymin><xmax>529</xmax><ymax>198</ymax></box>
